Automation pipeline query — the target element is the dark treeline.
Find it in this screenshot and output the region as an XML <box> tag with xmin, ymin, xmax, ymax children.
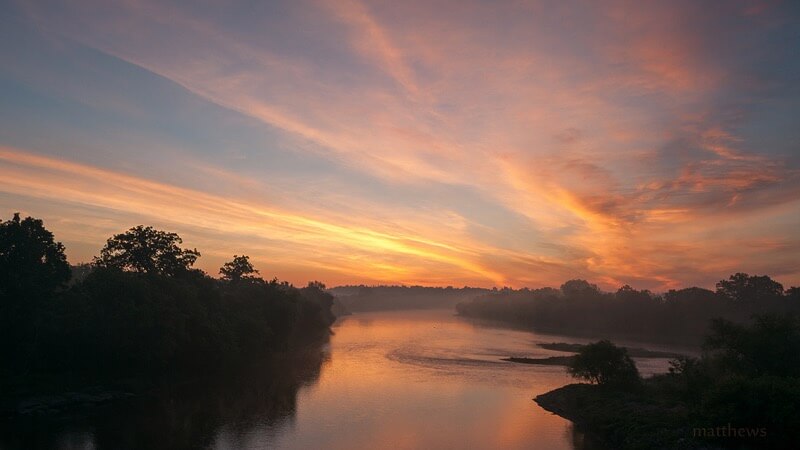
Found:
<box><xmin>0</xmin><ymin>214</ymin><xmax>336</xmax><ymax>385</ymax></box>
<box><xmin>456</xmin><ymin>277</ymin><xmax>800</xmax><ymax>344</ymax></box>
<box><xmin>537</xmin><ymin>315</ymin><xmax>800</xmax><ymax>448</ymax></box>
<box><xmin>330</xmin><ymin>285</ymin><xmax>490</xmax><ymax>312</ymax></box>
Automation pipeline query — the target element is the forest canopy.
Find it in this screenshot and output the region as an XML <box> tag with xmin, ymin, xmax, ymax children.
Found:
<box><xmin>457</xmin><ymin>275</ymin><xmax>799</xmax><ymax>344</ymax></box>
<box><xmin>0</xmin><ymin>215</ymin><xmax>336</xmax><ymax>379</ymax></box>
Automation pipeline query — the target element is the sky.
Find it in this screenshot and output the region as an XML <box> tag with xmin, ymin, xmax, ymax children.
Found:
<box><xmin>1</xmin><ymin>0</ymin><xmax>799</xmax><ymax>291</ymax></box>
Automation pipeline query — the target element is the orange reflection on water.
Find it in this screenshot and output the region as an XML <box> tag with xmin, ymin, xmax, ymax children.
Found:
<box><xmin>265</xmin><ymin>310</ymin><xmax>582</xmax><ymax>450</ymax></box>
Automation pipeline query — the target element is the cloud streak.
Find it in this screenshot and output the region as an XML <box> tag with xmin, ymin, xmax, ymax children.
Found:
<box><xmin>2</xmin><ymin>0</ymin><xmax>799</xmax><ymax>289</ymax></box>
<box><xmin>0</xmin><ymin>146</ymin><xmax>510</xmax><ymax>285</ymax></box>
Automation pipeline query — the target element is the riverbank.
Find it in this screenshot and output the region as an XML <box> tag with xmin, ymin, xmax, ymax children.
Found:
<box><xmin>502</xmin><ymin>356</ymin><xmax>575</xmax><ymax>365</ymax></box>
<box><xmin>535</xmin><ymin>384</ymin><xmax>705</xmax><ymax>449</ymax></box>
<box><xmin>502</xmin><ymin>342</ymin><xmax>688</xmax><ymax>366</ymax></box>
<box><xmin>533</xmin><ymin>315</ymin><xmax>800</xmax><ymax>450</ymax></box>
<box><xmin>538</xmin><ymin>342</ymin><xmax>686</xmax><ymax>359</ymax></box>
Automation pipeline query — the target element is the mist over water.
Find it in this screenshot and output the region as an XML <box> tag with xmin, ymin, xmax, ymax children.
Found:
<box><xmin>269</xmin><ymin>310</ymin><xmax>578</xmax><ymax>450</ymax></box>
<box><xmin>5</xmin><ymin>309</ymin><xmax>690</xmax><ymax>450</ymax></box>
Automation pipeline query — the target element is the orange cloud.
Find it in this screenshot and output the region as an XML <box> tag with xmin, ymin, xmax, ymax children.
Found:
<box><xmin>6</xmin><ymin>0</ymin><xmax>800</xmax><ymax>289</ymax></box>
<box><xmin>0</xmin><ymin>146</ymin><xmax>509</xmax><ymax>286</ymax></box>
<box><xmin>321</xmin><ymin>0</ymin><xmax>421</xmax><ymax>98</ymax></box>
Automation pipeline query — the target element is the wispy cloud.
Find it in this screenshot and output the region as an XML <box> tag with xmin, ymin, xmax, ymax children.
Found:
<box><xmin>0</xmin><ymin>146</ymin><xmax>509</xmax><ymax>285</ymax></box>
<box><xmin>320</xmin><ymin>0</ymin><xmax>421</xmax><ymax>98</ymax></box>
<box><xmin>2</xmin><ymin>0</ymin><xmax>799</xmax><ymax>289</ymax></box>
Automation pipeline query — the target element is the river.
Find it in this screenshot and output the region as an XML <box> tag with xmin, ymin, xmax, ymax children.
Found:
<box><xmin>4</xmin><ymin>309</ymin><xmax>687</xmax><ymax>449</ymax></box>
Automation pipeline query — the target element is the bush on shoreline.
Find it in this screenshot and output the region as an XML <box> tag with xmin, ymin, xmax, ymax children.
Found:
<box><xmin>538</xmin><ymin>314</ymin><xmax>800</xmax><ymax>449</ymax></box>
<box><xmin>567</xmin><ymin>340</ymin><xmax>641</xmax><ymax>388</ymax></box>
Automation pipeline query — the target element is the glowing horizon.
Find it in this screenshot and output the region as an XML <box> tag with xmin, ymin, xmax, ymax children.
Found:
<box><xmin>1</xmin><ymin>1</ymin><xmax>798</xmax><ymax>290</ymax></box>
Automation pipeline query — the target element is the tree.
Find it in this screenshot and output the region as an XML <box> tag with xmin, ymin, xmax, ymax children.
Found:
<box><xmin>615</xmin><ymin>285</ymin><xmax>653</xmax><ymax>303</ymax></box>
<box><xmin>568</xmin><ymin>340</ymin><xmax>640</xmax><ymax>387</ymax></box>
<box><xmin>715</xmin><ymin>273</ymin><xmax>783</xmax><ymax>302</ymax></box>
<box><xmin>663</xmin><ymin>287</ymin><xmax>718</xmax><ymax>305</ymax></box>
<box><xmin>0</xmin><ymin>213</ymin><xmax>70</xmax><ymax>297</ymax></box>
<box><xmin>306</xmin><ymin>280</ymin><xmax>327</xmax><ymax>291</ymax></box>
<box><xmin>299</xmin><ymin>281</ymin><xmax>336</xmax><ymax>328</ymax></box>
<box><xmin>94</xmin><ymin>225</ymin><xmax>200</xmax><ymax>276</ymax></box>
<box><xmin>0</xmin><ymin>213</ymin><xmax>70</xmax><ymax>367</ymax></box>
<box><xmin>695</xmin><ymin>316</ymin><xmax>800</xmax><ymax>448</ymax></box>
<box><xmin>704</xmin><ymin>315</ymin><xmax>800</xmax><ymax>377</ymax></box>
<box><xmin>560</xmin><ymin>279</ymin><xmax>600</xmax><ymax>299</ymax></box>
<box><xmin>220</xmin><ymin>255</ymin><xmax>260</xmax><ymax>282</ymax></box>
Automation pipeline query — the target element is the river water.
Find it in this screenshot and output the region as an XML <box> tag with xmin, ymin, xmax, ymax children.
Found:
<box><xmin>4</xmin><ymin>310</ymin><xmax>686</xmax><ymax>449</ymax></box>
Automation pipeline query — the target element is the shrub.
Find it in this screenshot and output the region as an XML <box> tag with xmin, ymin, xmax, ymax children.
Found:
<box><xmin>568</xmin><ymin>340</ymin><xmax>641</xmax><ymax>388</ymax></box>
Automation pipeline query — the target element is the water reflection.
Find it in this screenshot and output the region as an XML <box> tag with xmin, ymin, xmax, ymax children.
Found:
<box><xmin>566</xmin><ymin>424</ymin><xmax>610</xmax><ymax>450</ymax></box>
<box><xmin>0</xmin><ymin>310</ymin><xmax>684</xmax><ymax>449</ymax></box>
<box><xmin>1</xmin><ymin>341</ymin><xmax>330</xmax><ymax>450</ymax></box>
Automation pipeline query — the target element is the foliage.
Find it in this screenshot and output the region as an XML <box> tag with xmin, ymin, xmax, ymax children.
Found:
<box><xmin>567</xmin><ymin>340</ymin><xmax>640</xmax><ymax>387</ymax></box>
<box><xmin>704</xmin><ymin>315</ymin><xmax>800</xmax><ymax>377</ymax></box>
<box><xmin>219</xmin><ymin>255</ymin><xmax>260</xmax><ymax>282</ymax></box>
<box><xmin>699</xmin><ymin>375</ymin><xmax>800</xmax><ymax>447</ymax></box>
<box><xmin>663</xmin><ymin>314</ymin><xmax>800</xmax><ymax>448</ymax></box>
<box><xmin>544</xmin><ymin>316</ymin><xmax>800</xmax><ymax>449</ymax></box>
<box><xmin>715</xmin><ymin>272</ymin><xmax>784</xmax><ymax>302</ymax></box>
<box><xmin>535</xmin><ymin>384</ymin><xmax>692</xmax><ymax>450</ymax></box>
<box><xmin>94</xmin><ymin>225</ymin><xmax>200</xmax><ymax>276</ymax></box>
<box><xmin>0</xmin><ymin>215</ymin><xmax>336</xmax><ymax>379</ymax></box>
<box><xmin>0</xmin><ymin>213</ymin><xmax>70</xmax><ymax>297</ymax></box>
<box><xmin>0</xmin><ymin>213</ymin><xmax>71</xmax><ymax>368</ymax></box>
<box><xmin>664</xmin><ymin>356</ymin><xmax>710</xmax><ymax>404</ymax></box>
<box><xmin>298</xmin><ymin>281</ymin><xmax>336</xmax><ymax>329</ymax></box>
<box><xmin>456</xmin><ymin>274</ymin><xmax>799</xmax><ymax>344</ymax></box>
<box><xmin>560</xmin><ymin>279</ymin><xmax>600</xmax><ymax>298</ymax></box>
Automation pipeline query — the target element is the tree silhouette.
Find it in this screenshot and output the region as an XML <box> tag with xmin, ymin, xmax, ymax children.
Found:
<box><xmin>299</xmin><ymin>281</ymin><xmax>336</xmax><ymax>327</ymax></box>
<box><xmin>560</xmin><ymin>279</ymin><xmax>600</xmax><ymax>298</ymax></box>
<box><xmin>568</xmin><ymin>340</ymin><xmax>640</xmax><ymax>387</ymax></box>
<box><xmin>94</xmin><ymin>225</ymin><xmax>200</xmax><ymax>276</ymax></box>
<box><xmin>0</xmin><ymin>216</ymin><xmax>340</xmax><ymax>381</ymax></box>
<box><xmin>0</xmin><ymin>212</ymin><xmax>70</xmax><ymax>297</ymax></box>
<box><xmin>220</xmin><ymin>255</ymin><xmax>260</xmax><ymax>282</ymax></box>
<box><xmin>0</xmin><ymin>213</ymin><xmax>70</xmax><ymax>368</ymax></box>
<box><xmin>705</xmin><ymin>315</ymin><xmax>800</xmax><ymax>377</ymax></box>
<box><xmin>615</xmin><ymin>284</ymin><xmax>653</xmax><ymax>303</ymax></box>
<box><xmin>306</xmin><ymin>280</ymin><xmax>326</xmax><ymax>291</ymax></box>
<box><xmin>715</xmin><ymin>273</ymin><xmax>784</xmax><ymax>302</ymax></box>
